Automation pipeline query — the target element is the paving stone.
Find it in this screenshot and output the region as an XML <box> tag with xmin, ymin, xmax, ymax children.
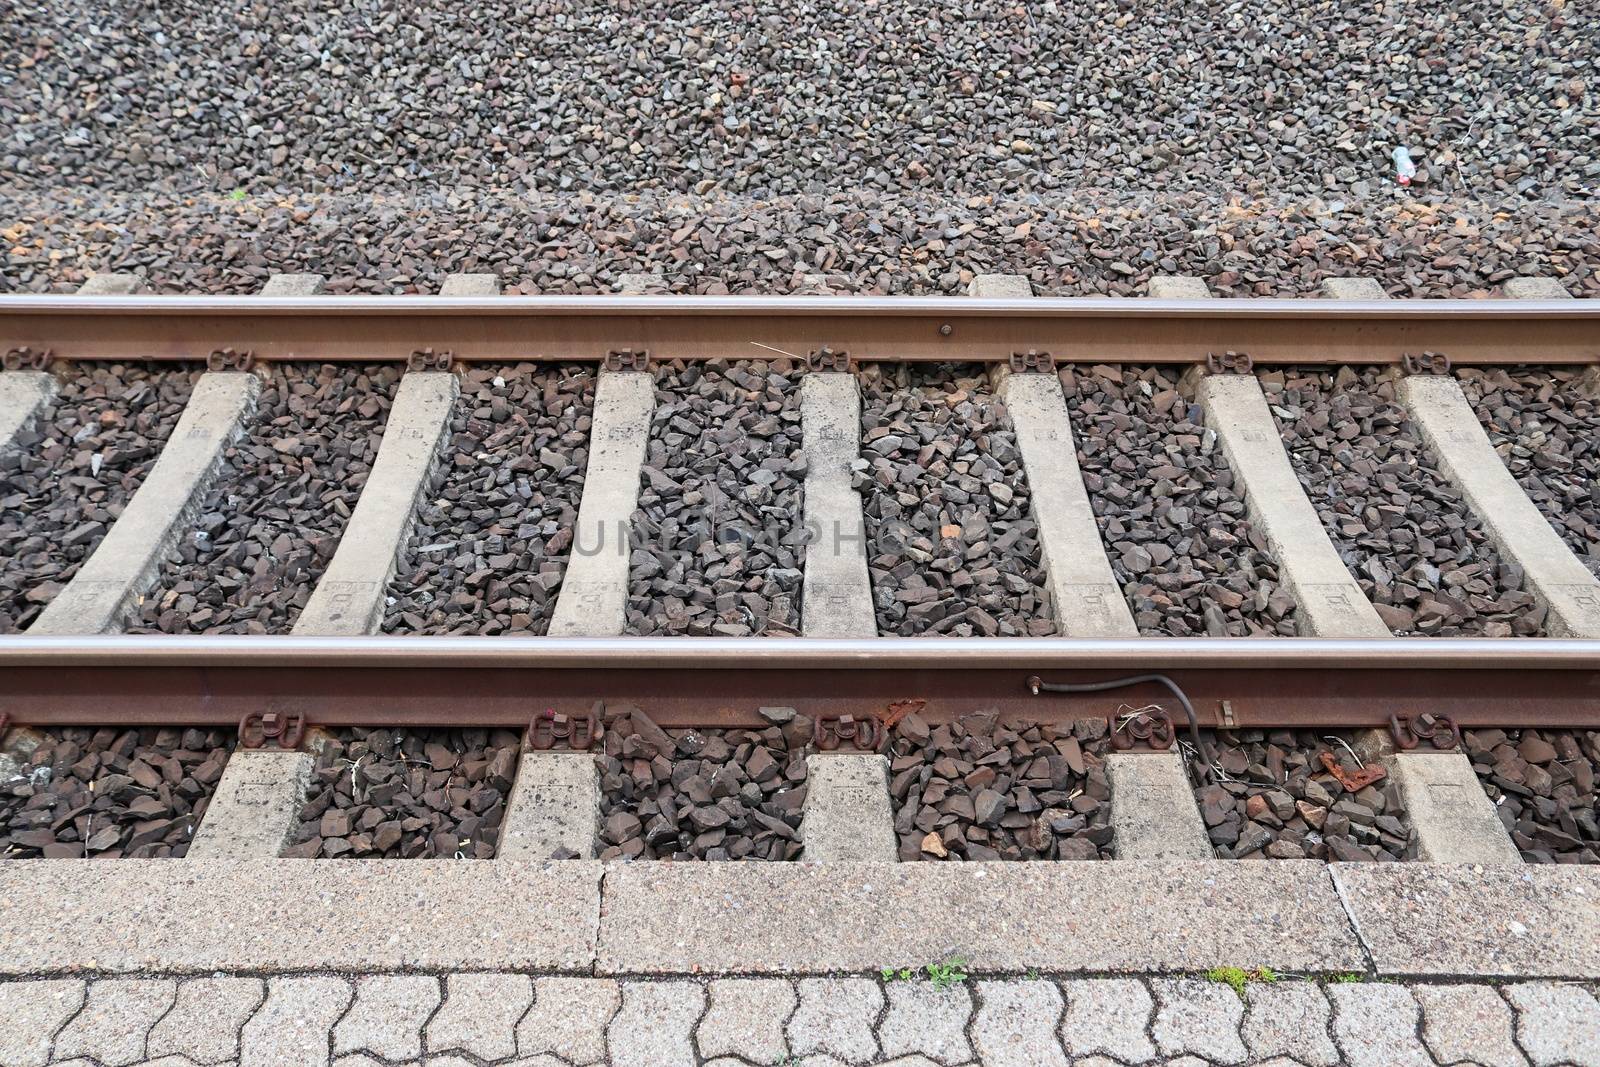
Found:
<box><xmin>426</xmin><ymin>973</ymin><xmax>533</xmax><ymax>1061</ymax></box>
<box><xmin>137</xmin><ymin>1057</ymin><xmax>209</xmax><ymax>1067</ymax></box>
<box><xmin>54</xmin><ymin>979</ymin><xmax>176</xmax><ymax>1067</ymax></box>
<box><xmin>0</xmin><ymin>979</ymin><xmax>86</xmax><ymax>1067</ymax></box>
<box><xmin>878</xmin><ymin>981</ymin><xmax>974</xmax><ymax>1063</ymax></box>
<box><xmin>1413</xmin><ymin>984</ymin><xmax>1529</xmax><ymax>1067</ymax></box>
<box><xmin>1058</xmin><ymin>979</ymin><xmax>1156</xmax><ymax>1064</ymax></box>
<box><xmin>240</xmin><ymin>976</ymin><xmax>354</xmax><ymax>1067</ymax></box>
<box><xmin>1241</xmin><ymin>982</ymin><xmax>1338</xmax><ymax>1066</ymax></box>
<box><xmin>788</xmin><ymin>978</ymin><xmax>883</xmax><ymax>1062</ymax></box>
<box><xmin>1327</xmin><ymin>984</ymin><xmax>1434</xmax><ymax>1067</ymax></box>
<box><xmin>606</xmin><ymin>980</ymin><xmax>706</xmax><ymax>1067</ymax></box>
<box><xmin>332</xmin><ymin>1056</ymin><xmax>389</xmax><ymax>1067</ymax></box>
<box><xmin>697</xmin><ymin>978</ymin><xmax>797</xmax><ymax>1063</ymax></box>
<box><xmin>971</xmin><ymin>980</ymin><xmax>1068</xmax><ymax>1067</ymax></box>
<box><xmin>1506</xmin><ymin>982</ymin><xmax>1600</xmax><ymax>1066</ymax></box>
<box><xmin>147</xmin><ymin>976</ymin><xmax>265</xmax><ymax>1064</ymax></box>
<box><xmin>334</xmin><ymin>976</ymin><xmax>441</xmax><ymax>1061</ymax></box>
<box><xmin>1151</xmin><ymin>979</ymin><xmax>1247</xmax><ymax>1064</ymax></box>
<box><xmin>516</xmin><ymin>977</ymin><xmax>620</xmax><ymax>1064</ymax></box>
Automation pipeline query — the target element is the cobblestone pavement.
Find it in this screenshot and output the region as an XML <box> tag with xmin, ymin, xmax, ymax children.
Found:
<box><xmin>1</xmin><ymin>974</ymin><xmax>1595</xmax><ymax>1066</ymax></box>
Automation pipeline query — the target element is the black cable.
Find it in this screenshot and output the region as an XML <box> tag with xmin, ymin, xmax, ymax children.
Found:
<box><xmin>1027</xmin><ymin>673</ymin><xmax>1213</xmax><ymax>781</ymax></box>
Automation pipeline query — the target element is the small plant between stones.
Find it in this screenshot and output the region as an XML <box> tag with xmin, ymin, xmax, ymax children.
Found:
<box><xmin>880</xmin><ymin>956</ymin><xmax>970</xmax><ymax>991</ymax></box>
<box><xmin>1204</xmin><ymin>965</ymin><xmax>1279</xmax><ymax>1000</ymax></box>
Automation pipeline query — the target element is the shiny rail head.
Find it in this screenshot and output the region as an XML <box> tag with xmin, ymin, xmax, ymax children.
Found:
<box><xmin>1</xmin><ymin>634</ymin><xmax>1599</xmax><ymax>668</ymax></box>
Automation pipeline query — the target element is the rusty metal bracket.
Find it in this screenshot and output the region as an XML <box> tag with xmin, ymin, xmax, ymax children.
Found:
<box><xmin>3</xmin><ymin>346</ymin><xmax>51</xmax><ymax>372</ymax></box>
<box><xmin>1401</xmin><ymin>351</ymin><xmax>1452</xmax><ymax>376</ymax></box>
<box><xmin>1319</xmin><ymin>749</ymin><xmax>1386</xmax><ymax>791</ymax></box>
<box><xmin>603</xmin><ymin>348</ymin><xmax>649</xmax><ymax>372</ymax></box>
<box><xmin>1389</xmin><ymin>712</ymin><xmax>1460</xmax><ymax>751</ymax></box>
<box><xmin>407</xmin><ymin>347</ymin><xmax>455</xmax><ymax>372</ymax></box>
<box><xmin>1008</xmin><ymin>349</ymin><xmax>1056</xmax><ymax>374</ymax></box>
<box><xmin>206</xmin><ymin>347</ymin><xmax>255</xmax><ymax>372</ymax></box>
<box><xmin>239</xmin><ymin>710</ymin><xmax>307</xmax><ymax>751</ymax></box>
<box><xmin>1108</xmin><ymin>708</ymin><xmax>1177</xmax><ymax>751</ymax></box>
<box><xmin>1205</xmin><ymin>350</ymin><xmax>1255</xmax><ymax>375</ymax></box>
<box><xmin>806</xmin><ymin>346</ymin><xmax>852</xmax><ymax>373</ymax></box>
<box><xmin>526</xmin><ymin>707</ymin><xmax>598</xmax><ymax>752</ymax></box>
<box><xmin>814</xmin><ymin>714</ymin><xmax>882</xmax><ymax>752</ymax></box>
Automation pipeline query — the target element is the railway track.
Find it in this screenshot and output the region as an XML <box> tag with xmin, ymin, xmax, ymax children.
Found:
<box><xmin>1</xmin><ymin>271</ymin><xmax>1599</xmax><ymax>1065</ymax></box>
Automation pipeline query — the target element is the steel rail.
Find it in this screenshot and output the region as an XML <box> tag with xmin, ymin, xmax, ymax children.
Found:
<box><xmin>1</xmin><ymin>295</ymin><xmax>1595</xmax><ymax>365</ymax></box>
<box><xmin>1</xmin><ymin>636</ymin><xmax>1596</xmax><ymax>731</ymax></box>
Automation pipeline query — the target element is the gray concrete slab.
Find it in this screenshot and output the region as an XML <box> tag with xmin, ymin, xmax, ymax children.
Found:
<box><xmin>800</xmin><ymin>754</ymin><xmax>896</xmax><ymax>862</ymax></box>
<box><xmin>1319</xmin><ymin>278</ymin><xmax>1386</xmax><ymax>300</ymax></box>
<box><xmin>260</xmin><ymin>273</ymin><xmax>326</xmax><ymax>296</ymax></box>
<box><xmin>439</xmin><ymin>273</ymin><xmax>500</xmax><ymax>296</ymax></box>
<box><xmin>76</xmin><ymin>273</ymin><xmax>144</xmax><ymax>295</ymax></box>
<box><xmin>293</xmin><ymin>371</ymin><xmax>460</xmax><ymax>634</ymax></box>
<box><xmin>1147</xmin><ymin>275</ymin><xmax>1212</xmax><ymax>299</ymax></box>
<box><xmin>971</xmin><ymin>273</ymin><xmax>1136</xmax><ymax>636</ymax></box>
<box><xmin>0</xmin><ymin>371</ymin><xmax>57</xmax><ymax>459</ymax></box>
<box><xmin>800</xmin><ymin>374</ymin><xmax>876</xmax><ymax>637</ymax></box>
<box><xmin>1392</xmin><ymin>751</ymin><xmax>1521</xmax><ymax>865</ymax></box>
<box><xmin>1333</xmin><ymin>863</ymin><xmax>1600</xmax><ymax>979</ymax></box>
<box><xmin>1502</xmin><ymin>276</ymin><xmax>1572</xmax><ymax>299</ymax></box>
<box><xmin>1107</xmin><ymin>753</ymin><xmax>1213</xmax><ymax>860</ymax></box>
<box><xmin>498</xmin><ymin>752</ymin><xmax>599</xmax><ymax>861</ymax></box>
<box><xmin>0</xmin><ymin>859</ymin><xmax>601</xmax><ymax>976</ymax></box>
<box><xmin>597</xmin><ymin>861</ymin><xmax>1364</xmax><ymax>975</ymax></box>
<box><xmin>1397</xmin><ymin>373</ymin><xmax>1600</xmax><ymax>637</ymax></box>
<box><xmin>1199</xmin><ymin>374</ymin><xmax>1391</xmax><ymax>636</ymax></box>
<box><xmin>29</xmin><ymin>372</ymin><xmax>261</xmax><ymax>634</ymax></box>
<box><xmin>548</xmin><ymin>370</ymin><xmax>654</xmax><ymax>636</ymax></box>
<box><xmin>187</xmin><ymin>750</ymin><xmax>317</xmax><ymax>861</ymax></box>
<box><xmin>1002</xmin><ymin>371</ymin><xmax>1138</xmax><ymax>636</ymax></box>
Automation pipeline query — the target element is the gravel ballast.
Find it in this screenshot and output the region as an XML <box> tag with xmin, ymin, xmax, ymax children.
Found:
<box><xmin>625</xmin><ymin>360</ymin><xmax>804</xmax><ymax>637</ymax></box>
<box><xmin>4</xmin><ymin>1</ymin><xmax>1592</xmax><ymax>202</ymax></box>
<box><xmin>2</xmin><ymin>727</ymin><xmax>231</xmax><ymax>859</ymax></box>
<box><xmin>383</xmin><ymin>364</ymin><xmax>594</xmax><ymax>635</ymax></box>
<box><xmin>0</xmin><ymin>367</ymin><xmax>196</xmax><ymax>633</ymax></box>
<box><xmin>1063</xmin><ymin>364</ymin><xmax>1299</xmax><ymax>636</ymax></box>
<box><xmin>1269</xmin><ymin>368</ymin><xmax>1545</xmax><ymax>636</ymax></box>
<box><xmin>596</xmin><ymin>705</ymin><xmax>809</xmax><ymax>861</ymax></box>
<box><xmin>889</xmin><ymin>712</ymin><xmax>1113</xmax><ymax>861</ymax></box>
<box><xmin>1191</xmin><ymin>730</ymin><xmax>1415</xmax><ymax>861</ymax></box>
<box><xmin>128</xmin><ymin>364</ymin><xmax>396</xmax><ymax>634</ymax></box>
<box><xmin>858</xmin><ymin>366</ymin><xmax>1054</xmax><ymax>637</ymax></box>
<box><xmin>1466</xmin><ymin>727</ymin><xmax>1600</xmax><ymax>864</ymax></box>
<box><xmin>285</xmin><ymin>728</ymin><xmax>521</xmax><ymax>859</ymax></box>
<box><xmin>1457</xmin><ymin>367</ymin><xmax>1600</xmax><ymax>579</ymax></box>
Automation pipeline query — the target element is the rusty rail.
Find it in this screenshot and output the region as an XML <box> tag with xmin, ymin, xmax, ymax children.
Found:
<box><xmin>1</xmin><ymin>294</ymin><xmax>1595</xmax><ymax>365</ymax></box>
<box><xmin>0</xmin><ymin>635</ymin><xmax>1595</xmax><ymax>730</ymax></box>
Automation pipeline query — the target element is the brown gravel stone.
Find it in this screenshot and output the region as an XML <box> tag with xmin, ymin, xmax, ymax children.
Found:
<box><xmin>858</xmin><ymin>366</ymin><xmax>1054</xmax><ymax>637</ymax></box>
<box><xmin>595</xmin><ymin>705</ymin><xmax>807</xmax><ymax>860</ymax></box>
<box><xmin>1465</xmin><ymin>727</ymin><xmax>1600</xmax><ymax>863</ymax></box>
<box><xmin>889</xmin><ymin>712</ymin><xmax>1113</xmax><ymax>861</ymax></box>
<box><xmin>1</xmin><ymin>727</ymin><xmax>232</xmax><ymax>858</ymax></box>
<box><xmin>1457</xmin><ymin>367</ymin><xmax>1600</xmax><ymax>577</ymax></box>
<box><xmin>127</xmin><ymin>364</ymin><xmax>397</xmax><ymax>634</ymax></box>
<box><xmin>1063</xmin><ymin>363</ymin><xmax>1299</xmax><ymax>636</ymax></box>
<box><xmin>624</xmin><ymin>359</ymin><xmax>805</xmax><ymax>636</ymax></box>
<box><xmin>286</xmin><ymin>727</ymin><xmax>520</xmax><ymax>859</ymax></box>
<box><xmin>384</xmin><ymin>364</ymin><xmax>595</xmax><ymax>634</ymax></box>
<box><xmin>1</xmin><ymin>366</ymin><xmax>198</xmax><ymax>632</ymax></box>
<box><xmin>1269</xmin><ymin>367</ymin><xmax>1545</xmax><ymax>637</ymax></box>
<box><xmin>1190</xmin><ymin>729</ymin><xmax>1415</xmax><ymax>861</ymax></box>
